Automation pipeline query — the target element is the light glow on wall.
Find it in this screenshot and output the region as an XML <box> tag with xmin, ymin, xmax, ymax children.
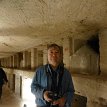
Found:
<box><xmin>22</xmin><ymin>77</ymin><xmax>36</xmax><ymax>107</ymax></box>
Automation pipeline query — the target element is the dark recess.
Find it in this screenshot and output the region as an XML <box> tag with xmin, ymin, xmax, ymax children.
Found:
<box><xmin>87</xmin><ymin>35</ymin><xmax>99</xmax><ymax>54</ymax></box>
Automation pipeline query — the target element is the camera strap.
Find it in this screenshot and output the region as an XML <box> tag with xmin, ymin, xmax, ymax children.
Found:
<box><xmin>57</xmin><ymin>66</ymin><xmax>64</xmax><ymax>95</ymax></box>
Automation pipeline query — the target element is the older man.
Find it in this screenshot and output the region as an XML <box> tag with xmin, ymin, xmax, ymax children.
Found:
<box><xmin>31</xmin><ymin>43</ymin><xmax>74</xmax><ymax>107</ymax></box>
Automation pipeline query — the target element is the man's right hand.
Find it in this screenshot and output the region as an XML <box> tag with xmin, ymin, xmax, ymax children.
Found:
<box><xmin>43</xmin><ymin>91</ymin><xmax>53</xmax><ymax>102</ymax></box>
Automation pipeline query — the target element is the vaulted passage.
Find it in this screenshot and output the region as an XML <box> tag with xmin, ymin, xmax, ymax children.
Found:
<box><xmin>0</xmin><ymin>0</ymin><xmax>107</xmax><ymax>107</ymax></box>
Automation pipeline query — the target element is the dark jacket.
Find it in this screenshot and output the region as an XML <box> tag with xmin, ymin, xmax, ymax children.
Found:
<box><xmin>0</xmin><ymin>68</ymin><xmax>8</xmax><ymax>86</ymax></box>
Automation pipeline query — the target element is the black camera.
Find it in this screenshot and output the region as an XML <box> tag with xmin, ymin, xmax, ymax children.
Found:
<box><xmin>48</xmin><ymin>92</ymin><xmax>59</xmax><ymax>101</ymax></box>
<box><xmin>47</xmin><ymin>92</ymin><xmax>61</xmax><ymax>107</ymax></box>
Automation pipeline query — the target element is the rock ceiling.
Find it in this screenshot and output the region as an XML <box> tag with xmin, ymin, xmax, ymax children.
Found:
<box><xmin>0</xmin><ymin>0</ymin><xmax>107</xmax><ymax>58</ymax></box>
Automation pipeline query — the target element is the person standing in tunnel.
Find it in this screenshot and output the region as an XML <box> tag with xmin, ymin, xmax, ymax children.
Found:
<box><xmin>31</xmin><ymin>43</ymin><xmax>75</xmax><ymax>107</ymax></box>
<box><xmin>0</xmin><ymin>67</ymin><xmax>8</xmax><ymax>100</ymax></box>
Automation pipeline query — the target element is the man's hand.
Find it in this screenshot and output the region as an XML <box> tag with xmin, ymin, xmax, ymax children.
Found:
<box><xmin>52</xmin><ymin>97</ymin><xmax>66</xmax><ymax>107</ymax></box>
<box><xmin>43</xmin><ymin>91</ymin><xmax>53</xmax><ymax>102</ymax></box>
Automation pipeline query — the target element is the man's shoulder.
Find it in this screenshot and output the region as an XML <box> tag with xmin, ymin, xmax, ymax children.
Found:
<box><xmin>63</xmin><ymin>67</ymin><xmax>71</xmax><ymax>75</ymax></box>
<box><xmin>0</xmin><ymin>68</ymin><xmax>3</xmax><ymax>71</ymax></box>
<box><xmin>36</xmin><ymin>64</ymin><xmax>48</xmax><ymax>72</ymax></box>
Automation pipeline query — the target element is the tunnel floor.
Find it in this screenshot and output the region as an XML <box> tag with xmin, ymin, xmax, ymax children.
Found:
<box><xmin>0</xmin><ymin>85</ymin><xmax>35</xmax><ymax>107</ymax></box>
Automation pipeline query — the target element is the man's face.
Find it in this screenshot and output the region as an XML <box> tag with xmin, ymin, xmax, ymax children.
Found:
<box><xmin>48</xmin><ymin>47</ymin><xmax>62</xmax><ymax>67</ymax></box>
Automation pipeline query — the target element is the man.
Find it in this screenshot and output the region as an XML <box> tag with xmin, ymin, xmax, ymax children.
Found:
<box><xmin>0</xmin><ymin>67</ymin><xmax>8</xmax><ymax>99</ymax></box>
<box><xmin>31</xmin><ymin>44</ymin><xmax>74</xmax><ymax>107</ymax></box>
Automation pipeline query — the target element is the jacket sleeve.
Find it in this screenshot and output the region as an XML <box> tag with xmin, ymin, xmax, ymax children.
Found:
<box><xmin>31</xmin><ymin>68</ymin><xmax>45</xmax><ymax>100</ymax></box>
<box><xmin>63</xmin><ymin>70</ymin><xmax>75</xmax><ymax>106</ymax></box>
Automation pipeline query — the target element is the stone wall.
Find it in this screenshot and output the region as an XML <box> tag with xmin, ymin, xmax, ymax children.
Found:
<box><xmin>1</xmin><ymin>36</ymin><xmax>107</xmax><ymax>107</ymax></box>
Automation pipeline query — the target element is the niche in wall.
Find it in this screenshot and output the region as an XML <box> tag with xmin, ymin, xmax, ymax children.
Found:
<box><xmin>18</xmin><ymin>52</ymin><xmax>23</xmax><ymax>68</ymax></box>
<box><xmin>70</xmin><ymin>36</ymin><xmax>100</xmax><ymax>75</ymax></box>
<box><xmin>86</xmin><ymin>35</ymin><xmax>100</xmax><ymax>74</ymax></box>
<box><xmin>37</xmin><ymin>50</ymin><xmax>43</xmax><ymax>67</ymax></box>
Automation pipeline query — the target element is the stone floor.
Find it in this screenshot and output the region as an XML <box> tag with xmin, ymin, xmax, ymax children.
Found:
<box><xmin>0</xmin><ymin>85</ymin><xmax>36</xmax><ymax>107</ymax></box>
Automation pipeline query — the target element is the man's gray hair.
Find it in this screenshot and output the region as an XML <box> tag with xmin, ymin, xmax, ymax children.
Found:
<box><xmin>47</xmin><ymin>44</ymin><xmax>62</xmax><ymax>52</ymax></box>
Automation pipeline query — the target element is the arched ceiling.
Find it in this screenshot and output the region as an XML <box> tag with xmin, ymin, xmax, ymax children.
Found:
<box><xmin>0</xmin><ymin>0</ymin><xmax>107</xmax><ymax>58</ymax></box>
